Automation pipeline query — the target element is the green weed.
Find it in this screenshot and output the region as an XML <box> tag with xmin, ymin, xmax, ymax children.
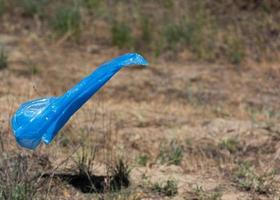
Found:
<box><xmin>82</xmin><ymin>0</ymin><xmax>101</xmax><ymax>9</ymax></box>
<box><xmin>59</xmin><ymin>136</ymin><xmax>70</xmax><ymax>147</ymax></box>
<box><xmin>219</xmin><ymin>138</ymin><xmax>241</xmax><ymax>154</ymax></box>
<box><xmin>160</xmin><ymin>0</ymin><xmax>173</xmax><ymax>9</ymax></box>
<box><xmin>51</xmin><ymin>4</ymin><xmax>81</xmax><ymax>38</ymax></box>
<box><xmin>151</xmin><ymin>179</ymin><xmax>178</xmax><ymax>197</ymax></box>
<box><xmin>111</xmin><ymin>21</ymin><xmax>133</xmax><ymax>49</ymax></box>
<box><xmin>24</xmin><ymin>58</ymin><xmax>40</xmax><ymax>75</ymax></box>
<box><xmin>182</xmin><ymin>16</ymin><xmax>217</xmax><ymax>61</ymax></box>
<box><xmin>0</xmin><ymin>46</ymin><xmax>8</xmax><ymax>70</ymax></box>
<box><xmin>233</xmin><ymin>162</ymin><xmax>275</xmax><ymax>194</ymax></box>
<box><xmin>159</xmin><ymin>140</ymin><xmax>183</xmax><ymax>165</ymax></box>
<box><xmin>137</xmin><ymin>154</ymin><xmax>149</xmax><ymax>166</ymax></box>
<box><xmin>19</xmin><ymin>0</ymin><xmax>49</xmax><ymax>17</ymax></box>
<box><xmin>21</xmin><ymin>0</ymin><xmax>39</xmax><ymax>16</ymax></box>
<box><xmin>227</xmin><ymin>38</ymin><xmax>245</xmax><ymax>65</ymax></box>
<box><xmin>164</xmin><ymin>23</ymin><xmax>183</xmax><ymax>49</ymax></box>
<box><xmin>74</xmin><ymin>146</ymin><xmax>96</xmax><ymax>177</ymax></box>
<box><xmin>0</xmin><ymin>155</ymin><xmax>41</xmax><ymax>200</ymax></box>
<box><xmin>110</xmin><ymin>159</ymin><xmax>130</xmax><ymax>191</ymax></box>
<box><xmin>141</xmin><ymin>17</ymin><xmax>152</xmax><ymax>43</ymax></box>
<box><xmin>162</xmin><ymin>13</ymin><xmax>217</xmax><ymax>60</ymax></box>
<box><xmin>190</xmin><ymin>185</ymin><xmax>222</xmax><ymax>200</ymax></box>
<box><xmin>29</xmin><ymin>65</ymin><xmax>39</xmax><ymax>75</ymax></box>
<box><xmin>0</xmin><ymin>0</ymin><xmax>5</xmax><ymax>16</ymax></box>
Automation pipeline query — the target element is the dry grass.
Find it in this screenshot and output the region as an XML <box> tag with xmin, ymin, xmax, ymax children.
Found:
<box><xmin>0</xmin><ymin>38</ymin><xmax>279</xmax><ymax>199</ymax></box>
<box><xmin>0</xmin><ymin>0</ymin><xmax>279</xmax><ymax>63</ymax></box>
<box><xmin>0</xmin><ymin>1</ymin><xmax>280</xmax><ymax>199</ymax></box>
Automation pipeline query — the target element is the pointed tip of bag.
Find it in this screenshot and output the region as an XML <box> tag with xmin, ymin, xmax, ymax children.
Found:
<box><xmin>127</xmin><ymin>53</ymin><xmax>149</xmax><ymax>66</ymax></box>
<box><xmin>102</xmin><ymin>53</ymin><xmax>149</xmax><ymax>68</ymax></box>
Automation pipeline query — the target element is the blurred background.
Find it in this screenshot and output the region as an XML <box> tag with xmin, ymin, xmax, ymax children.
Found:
<box><xmin>0</xmin><ymin>0</ymin><xmax>280</xmax><ymax>199</ymax></box>
<box><xmin>1</xmin><ymin>0</ymin><xmax>279</xmax><ymax>64</ymax></box>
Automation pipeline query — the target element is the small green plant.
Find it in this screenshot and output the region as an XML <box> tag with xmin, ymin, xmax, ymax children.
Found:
<box><xmin>162</xmin><ymin>0</ymin><xmax>173</xmax><ymax>9</ymax></box>
<box><xmin>260</xmin><ymin>1</ymin><xmax>272</xmax><ymax>13</ymax></box>
<box><xmin>234</xmin><ymin>162</ymin><xmax>255</xmax><ymax>191</ymax></box>
<box><xmin>21</xmin><ymin>0</ymin><xmax>38</xmax><ymax>17</ymax></box>
<box><xmin>219</xmin><ymin>137</ymin><xmax>241</xmax><ymax>154</ymax></box>
<box><xmin>51</xmin><ymin>4</ymin><xmax>81</xmax><ymax>38</ymax></box>
<box><xmin>0</xmin><ymin>155</ymin><xmax>40</xmax><ymax>200</ymax></box>
<box><xmin>11</xmin><ymin>184</ymin><xmax>32</xmax><ymax>200</ymax></box>
<box><xmin>229</xmin><ymin>42</ymin><xmax>245</xmax><ymax>65</ymax></box>
<box><xmin>70</xmin><ymin>146</ymin><xmax>97</xmax><ymax>193</ymax></box>
<box><xmin>151</xmin><ymin>179</ymin><xmax>178</xmax><ymax>197</ymax></box>
<box><xmin>190</xmin><ymin>185</ymin><xmax>222</xmax><ymax>200</ymax></box>
<box><xmin>74</xmin><ymin>146</ymin><xmax>96</xmax><ymax>177</ymax></box>
<box><xmin>225</xmin><ymin>36</ymin><xmax>245</xmax><ymax>65</ymax></box>
<box><xmin>82</xmin><ymin>0</ymin><xmax>101</xmax><ymax>9</ymax></box>
<box><xmin>110</xmin><ymin>159</ymin><xmax>130</xmax><ymax>191</ymax></box>
<box><xmin>111</xmin><ymin>21</ymin><xmax>133</xmax><ymax>49</ymax></box>
<box><xmin>181</xmin><ymin>20</ymin><xmax>196</xmax><ymax>47</ymax></box>
<box><xmin>159</xmin><ymin>140</ymin><xmax>183</xmax><ymax>165</ymax></box>
<box><xmin>30</xmin><ymin>65</ymin><xmax>39</xmax><ymax>75</ymax></box>
<box><xmin>24</xmin><ymin>58</ymin><xmax>40</xmax><ymax>75</ymax></box>
<box><xmin>233</xmin><ymin>162</ymin><xmax>274</xmax><ymax>194</ymax></box>
<box><xmin>0</xmin><ymin>46</ymin><xmax>8</xmax><ymax>70</ymax></box>
<box><xmin>19</xmin><ymin>0</ymin><xmax>49</xmax><ymax>17</ymax></box>
<box><xmin>0</xmin><ymin>0</ymin><xmax>5</xmax><ymax>16</ymax></box>
<box><xmin>141</xmin><ymin>17</ymin><xmax>152</xmax><ymax>43</ymax></box>
<box><xmin>162</xmin><ymin>14</ymin><xmax>215</xmax><ymax>60</ymax></box>
<box><xmin>137</xmin><ymin>154</ymin><xmax>149</xmax><ymax>166</ymax></box>
<box><xmin>59</xmin><ymin>136</ymin><xmax>70</xmax><ymax>147</ymax></box>
<box><xmin>164</xmin><ymin>23</ymin><xmax>183</xmax><ymax>48</ymax></box>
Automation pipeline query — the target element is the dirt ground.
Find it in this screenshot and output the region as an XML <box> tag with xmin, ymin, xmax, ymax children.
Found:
<box><xmin>1</xmin><ymin>31</ymin><xmax>280</xmax><ymax>200</ymax></box>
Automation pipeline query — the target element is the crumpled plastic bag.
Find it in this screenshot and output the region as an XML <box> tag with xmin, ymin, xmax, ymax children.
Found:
<box><xmin>11</xmin><ymin>53</ymin><xmax>148</xmax><ymax>150</ymax></box>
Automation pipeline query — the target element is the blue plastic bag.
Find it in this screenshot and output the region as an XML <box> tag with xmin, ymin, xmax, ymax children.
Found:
<box><xmin>11</xmin><ymin>53</ymin><xmax>148</xmax><ymax>150</ymax></box>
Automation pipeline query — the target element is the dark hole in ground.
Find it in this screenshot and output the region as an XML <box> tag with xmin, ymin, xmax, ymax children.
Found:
<box><xmin>42</xmin><ymin>172</ymin><xmax>129</xmax><ymax>193</ymax></box>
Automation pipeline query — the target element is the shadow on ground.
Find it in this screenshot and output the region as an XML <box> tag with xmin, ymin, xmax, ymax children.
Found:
<box><xmin>42</xmin><ymin>172</ymin><xmax>129</xmax><ymax>193</ymax></box>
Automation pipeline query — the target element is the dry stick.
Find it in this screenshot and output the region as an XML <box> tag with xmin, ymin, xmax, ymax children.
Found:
<box><xmin>32</xmin><ymin>84</ymin><xmax>44</xmax><ymax>97</ymax></box>
<box><xmin>55</xmin><ymin>31</ymin><xmax>72</xmax><ymax>47</ymax></box>
<box><xmin>104</xmin><ymin>115</ymin><xmax>112</xmax><ymax>195</ymax></box>
<box><xmin>100</xmin><ymin>92</ymin><xmax>109</xmax><ymax>197</ymax></box>
<box><xmin>0</xmin><ymin>127</ymin><xmax>4</xmax><ymax>152</ymax></box>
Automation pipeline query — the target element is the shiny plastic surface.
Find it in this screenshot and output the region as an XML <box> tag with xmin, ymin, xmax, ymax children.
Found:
<box><xmin>11</xmin><ymin>53</ymin><xmax>148</xmax><ymax>150</ymax></box>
